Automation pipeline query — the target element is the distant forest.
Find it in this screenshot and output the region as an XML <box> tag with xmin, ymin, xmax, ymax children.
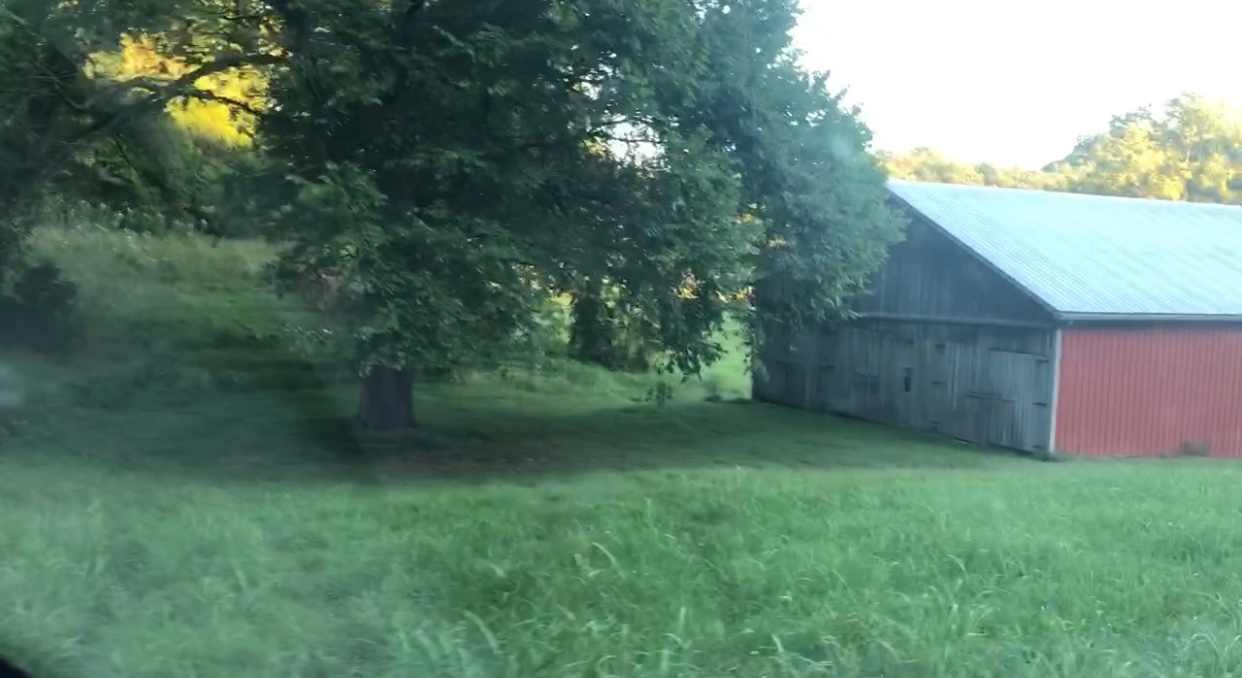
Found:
<box><xmin>882</xmin><ymin>95</ymin><xmax>1242</xmax><ymax>204</ymax></box>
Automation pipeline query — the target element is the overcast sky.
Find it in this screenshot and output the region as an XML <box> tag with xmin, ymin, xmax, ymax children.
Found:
<box><xmin>793</xmin><ymin>0</ymin><xmax>1242</xmax><ymax>168</ymax></box>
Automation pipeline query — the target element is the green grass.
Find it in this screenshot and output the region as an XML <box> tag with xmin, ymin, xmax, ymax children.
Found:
<box><xmin>6</xmin><ymin>227</ymin><xmax>1242</xmax><ymax>676</ymax></box>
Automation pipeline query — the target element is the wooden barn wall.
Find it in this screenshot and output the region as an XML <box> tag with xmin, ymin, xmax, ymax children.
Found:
<box><xmin>755</xmin><ymin>320</ymin><xmax>1058</xmax><ymax>453</ymax></box>
<box><xmin>856</xmin><ymin>215</ymin><xmax>1054</xmax><ymax>324</ymax></box>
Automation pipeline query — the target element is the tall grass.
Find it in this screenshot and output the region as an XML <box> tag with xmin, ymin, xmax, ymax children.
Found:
<box><xmin>8</xmin><ymin>418</ymin><xmax>1242</xmax><ymax>677</ymax></box>
<box><xmin>28</xmin><ymin>225</ymin><xmax>296</xmax><ymax>346</ymax></box>
<box><xmin>5</xmin><ymin>226</ymin><xmax>1241</xmax><ymax>677</ymax></box>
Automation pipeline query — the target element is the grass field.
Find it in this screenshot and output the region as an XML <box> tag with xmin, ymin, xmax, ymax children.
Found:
<box><xmin>5</xmin><ymin>227</ymin><xmax>1242</xmax><ymax>677</ymax></box>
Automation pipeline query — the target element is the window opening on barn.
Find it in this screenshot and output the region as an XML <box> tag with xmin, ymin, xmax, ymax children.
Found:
<box><xmin>903</xmin><ymin>367</ymin><xmax>913</xmax><ymax>393</ymax></box>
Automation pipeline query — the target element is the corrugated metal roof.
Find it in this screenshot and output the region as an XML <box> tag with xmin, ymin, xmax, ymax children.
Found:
<box><xmin>887</xmin><ymin>180</ymin><xmax>1242</xmax><ymax>320</ymax></box>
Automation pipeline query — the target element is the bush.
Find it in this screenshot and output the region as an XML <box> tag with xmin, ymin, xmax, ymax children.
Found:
<box><xmin>0</xmin><ymin>261</ymin><xmax>80</xmax><ymax>354</ymax></box>
<box><xmin>701</xmin><ymin>373</ymin><xmax>723</xmax><ymax>402</ymax></box>
<box><xmin>569</xmin><ymin>289</ymin><xmax>657</xmax><ymax>372</ymax></box>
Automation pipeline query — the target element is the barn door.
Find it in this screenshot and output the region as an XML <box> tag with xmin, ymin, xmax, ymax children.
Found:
<box><xmin>984</xmin><ymin>350</ymin><xmax>1051</xmax><ymax>452</ymax></box>
<box><xmin>858</xmin><ymin>329</ymin><xmax>885</xmax><ymax>418</ymax></box>
<box><xmin>812</xmin><ymin>328</ymin><xmax>849</xmax><ymax>413</ymax></box>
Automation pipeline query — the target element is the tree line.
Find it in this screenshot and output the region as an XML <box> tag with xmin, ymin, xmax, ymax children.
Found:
<box><xmin>883</xmin><ymin>95</ymin><xmax>1242</xmax><ymax>204</ymax></box>
<box><xmin>0</xmin><ymin>0</ymin><xmax>904</xmax><ymax>430</ymax></box>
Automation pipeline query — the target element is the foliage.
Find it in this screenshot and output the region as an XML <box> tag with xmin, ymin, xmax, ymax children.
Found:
<box><xmin>2</xmin><ymin>0</ymin><xmax>899</xmax><ymax>427</ymax></box>
<box><xmin>569</xmin><ymin>284</ymin><xmax>657</xmax><ymax>371</ymax></box>
<box><xmin>644</xmin><ymin>378</ymin><xmax>677</xmax><ymax>407</ymax></box>
<box><xmin>248</xmin><ymin>0</ymin><xmax>898</xmax><ymax>425</ymax></box>
<box><xmin>884</xmin><ymin>95</ymin><xmax>1242</xmax><ymax>205</ymax></box>
<box><xmin>0</xmin><ymin>0</ymin><xmax>280</xmax><ymax>242</ymax></box>
<box><xmin>0</xmin><ymin>6</ymin><xmax>62</xmax><ymax>269</ymax></box>
<box><xmin>678</xmin><ymin>2</ymin><xmax>903</xmax><ymax>342</ymax></box>
<box><xmin>260</xmin><ymin>2</ymin><xmax>752</xmax><ymax>389</ymax></box>
<box><xmin>272</xmin><ymin>163</ymin><xmax>547</xmax><ymax>376</ymax></box>
<box><xmin>564</xmin><ymin>0</ymin><xmax>904</xmax><ymax>372</ymax></box>
<box><xmin>1051</xmin><ymin>95</ymin><xmax>1242</xmax><ymax>203</ymax></box>
<box><xmin>97</xmin><ymin>34</ymin><xmax>268</xmax><ymax>147</ymax></box>
<box><xmin>881</xmin><ymin>147</ymin><xmax>1070</xmax><ymax>191</ymax></box>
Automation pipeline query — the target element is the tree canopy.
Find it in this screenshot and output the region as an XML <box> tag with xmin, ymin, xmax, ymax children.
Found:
<box><xmin>883</xmin><ymin>95</ymin><xmax>1242</xmax><ymax>205</ymax></box>
<box><xmin>1</xmin><ymin>0</ymin><xmax>903</xmax><ymax>429</ymax></box>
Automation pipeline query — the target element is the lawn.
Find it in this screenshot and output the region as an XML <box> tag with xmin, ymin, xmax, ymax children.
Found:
<box><xmin>5</xmin><ymin>228</ymin><xmax>1242</xmax><ymax>677</ymax></box>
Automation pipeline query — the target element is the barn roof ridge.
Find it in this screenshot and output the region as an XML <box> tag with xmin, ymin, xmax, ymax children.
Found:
<box><xmin>886</xmin><ymin>180</ymin><xmax>1242</xmax><ymax>321</ymax></box>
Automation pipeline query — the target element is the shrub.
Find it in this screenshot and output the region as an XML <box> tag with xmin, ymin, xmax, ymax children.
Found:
<box><xmin>701</xmin><ymin>373</ymin><xmax>725</xmax><ymax>402</ymax></box>
<box><xmin>0</xmin><ymin>261</ymin><xmax>80</xmax><ymax>354</ymax></box>
<box><xmin>569</xmin><ymin>289</ymin><xmax>658</xmax><ymax>372</ymax></box>
<box><xmin>645</xmin><ymin>379</ymin><xmax>676</xmax><ymax>407</ymax></box>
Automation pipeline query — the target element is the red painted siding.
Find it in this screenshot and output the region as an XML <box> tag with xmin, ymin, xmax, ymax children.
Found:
<box><xmin>1057</xmin><ymin>327</ymin><xmax>1242</xmax><ymax>457</ymax></box>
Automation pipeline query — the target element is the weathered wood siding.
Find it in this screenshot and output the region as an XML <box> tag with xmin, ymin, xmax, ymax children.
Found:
<box><xmin>857</xmin><ymin>214</ymin><xmax>1053</xmax><ymax>324</ymax></box>
<box><xmin>755</xmin><ymin>206</ymin><xmax>1060</xmax><ymax>454</ymax></box>
<box><xmin>755</xmin><ymin>321</ymin><xmax>1058</xmax><ymax>453</ymax></box>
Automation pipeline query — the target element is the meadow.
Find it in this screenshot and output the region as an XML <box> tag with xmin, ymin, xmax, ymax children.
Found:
<box><xmin>4</xmin><ymin>227</ymin><xmax>1242</xmax><ymax>677</ymax></box>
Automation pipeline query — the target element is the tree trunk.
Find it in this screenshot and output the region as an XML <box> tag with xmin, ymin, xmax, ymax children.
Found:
<box><xmin>357</xmin><ymin>366</ymin><xmax>416</xmax><ymax>431</ymax></box>
<box><xmin>570</xmin><ymin>283</ymin><xmax>617</xmax><ymax>368</ymax></box>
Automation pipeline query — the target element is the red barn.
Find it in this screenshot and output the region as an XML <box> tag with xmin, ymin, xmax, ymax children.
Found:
<box><xmin>755</xmin><ymin>180</ymin><xmax>1242</xmax><ymax>457</ymax></box>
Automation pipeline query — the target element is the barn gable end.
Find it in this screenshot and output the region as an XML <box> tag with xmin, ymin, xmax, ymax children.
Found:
<box><xmin>856</xmin><ymin>212</ymin><xmax>1055</xmax><ymax>326</ymax></box>
<box><xmin>755</xmin><ymin>203</ymin><xmax>1060</xmax><ymax>454</ymax></box>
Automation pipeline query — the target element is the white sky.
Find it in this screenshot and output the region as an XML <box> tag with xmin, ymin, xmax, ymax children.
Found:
<box><xmin>793</xmin><ymin>0</ymin><xmax>1242</xmax><ymax>168</ymax></box>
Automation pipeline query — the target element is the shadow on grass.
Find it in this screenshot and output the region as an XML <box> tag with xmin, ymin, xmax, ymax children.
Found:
<box><xmin>376</xmin><ymin>399</ymin><xmax>1027</xmax><ymax>481</ymax></box>
<box><xmin>17</xmin><ymin>373</ymin><xmax>1033</xmax><ymax>487</ymax></box>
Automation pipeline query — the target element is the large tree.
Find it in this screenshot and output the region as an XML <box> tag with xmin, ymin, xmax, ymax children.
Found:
<box><xmin>3</xmin><ymin>0</ymin><xmax>902</xmax><ymax>430</ymax></box>
<box><xmin>261</xmin><ymin>0</ymin><xmax>900</xmax><ymax>428</ymax></box>
<box><xmin>257</xmin><ymin>0</ymin><xmax>759</xmax><ymax>428</ymax></box>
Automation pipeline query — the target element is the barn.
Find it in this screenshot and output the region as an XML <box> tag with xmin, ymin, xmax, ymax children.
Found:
<box><xmin>755</xmin><ymin>180</ymin><xmax>1242</xmax><ymax>457</ymax></box>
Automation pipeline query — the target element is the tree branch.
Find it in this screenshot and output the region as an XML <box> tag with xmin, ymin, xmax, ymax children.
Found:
<box><xmin>66</xmin><ymin>53</ymin><xmax>283</xmax><ymax>151</ymax></box>
<box><xmin>396</xmin><ymin>0</ymin><xmax>429</xmax><ymax>46</ymax></box>
<box><xmin>179</xmin><ymin>89</ymin><xmax>265</xmax><ymax>117</ymax></box>
<box><xmin>167</xmin><ymin>52</ymin><xmax>284</xmax><ymax>91</ymax></box>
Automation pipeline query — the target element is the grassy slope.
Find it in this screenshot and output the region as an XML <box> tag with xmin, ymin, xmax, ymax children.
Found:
<box><xmin>4</xmin><ymin>228</ymin><xmax>1242</xmax><ymax>677</ymax></box>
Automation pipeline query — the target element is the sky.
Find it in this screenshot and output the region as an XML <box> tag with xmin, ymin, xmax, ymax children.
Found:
<box><xmin>793</xmin><ymin>0</ymin><xmax>1242</xmax><ymax>168</ymax></box>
